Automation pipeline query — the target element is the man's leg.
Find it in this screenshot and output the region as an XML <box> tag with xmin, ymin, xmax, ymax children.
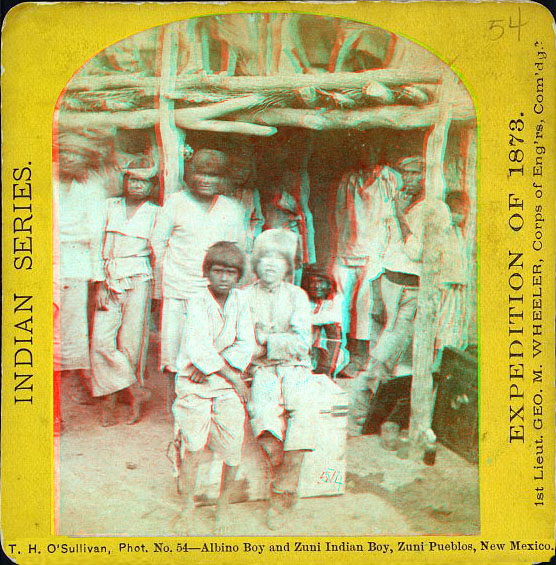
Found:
<box><xmin>160</xmin><ymin>298</ymin><xmax>188</xmax><ymax>413</ymax></box>
<box><xmin>63</xmin><ymin>370</ymin><xmax>91</xmax><ymax>405</ymax></box>
<box><xmin>119</xmin><ymin>282</ymin><xmax>152</xmax><ymax>424</ymax></box>
<box><xmin>352</xmin><ymin>264</ymin><xmax>373</xmax><ymax>343</ymax></box>
<box><xmin>90</xmin><ymin>291</ymin><xmax>136</xmax><ymax>400</ymax></box>
<box><xmin>371</xmin><ymin>280</ymin><xmax>417</xmax><ymax>373</ymax></box>
<box><xmin>274</xmin><ymin>449</ymin><xmax>305</xmax><ymax>496</ymax></box>
<box><xmin>60</xmin><ymin>280</ymin><xmax>92</xmax><ymax>404</ymax></box>
<box><xmin>249</xmin><ymin>368</ymin><xmax>285</xmax><ymax>447</ymax></box>
<box><xmin>127</xmin><ymin>383</ymin><xmax>152</xmax><ymax>425</ymax></box>
<box><xmin>100</xmin><ymin>392</ymin><xmax>118</xmax><ymax>427</ymax></box>
<box><xmin>264</xmin><ymin>368</ymin><xmax>317</xmax><ymax>528</ymax></box>
<box><xmin>259</xmin><ymin>430</ymin><xmax>284</xmax><ymax>468</ymax></box>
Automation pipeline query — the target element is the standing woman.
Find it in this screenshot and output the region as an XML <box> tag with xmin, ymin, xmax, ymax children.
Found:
<box><xmin>90</xmin><ymin>166</ymin><xmax>159</xmax><ymax>426</ymax></box>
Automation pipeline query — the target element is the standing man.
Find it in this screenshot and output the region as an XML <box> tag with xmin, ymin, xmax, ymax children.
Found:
<box><xmin>351</xmin><ymin>156</ymin><xmax>452</xmax><ymax>427</ymax></box>
<box><xmin>333</xmin><ymin>145</ymin><xmax>399</xmax><ymax>373</ymax></box>
<box><xmin>152</xmin><ymin>149</ymin><xmax>247</xmax><ymax>411</ymax></box>
<box><xmin>55</xmin><ymin>134</ymin><xmax>106</xmax><ymax>409</ymax></box>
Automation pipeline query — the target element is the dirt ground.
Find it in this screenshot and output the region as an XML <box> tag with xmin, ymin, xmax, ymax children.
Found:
<box><xmin>58</xmin><ymin>341</ymin><xmax>480</xmax><ymax>538</ymax></box>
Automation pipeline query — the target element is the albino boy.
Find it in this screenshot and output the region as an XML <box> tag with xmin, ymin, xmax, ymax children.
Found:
<box><xmin>244</xmin><ymin>229</ymin><xmax>317</xmax><ymax>529</ymax></box>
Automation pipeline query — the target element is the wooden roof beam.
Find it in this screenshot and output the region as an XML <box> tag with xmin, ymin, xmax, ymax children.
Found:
<box><xmin>234</xmin><ymin>102</ymin><xmax>475</xmax><ymax>130</ymax></box>
<box><xmin>67</xmin><ymin>69</ymin><xmax>441</xmax><ymax>92</ymax></box>
<box><xmin>58</xmin><ymin>101</ymin><xmax>474</xmax><ymax>133</ymax></box>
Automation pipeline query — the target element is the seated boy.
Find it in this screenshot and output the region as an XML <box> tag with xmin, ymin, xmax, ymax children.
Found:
<box><xmin>172</xmin><ymin>242</ymin><xmax>255</xmax><ymax>535</ymax></box>
<box><xmin>244</xmin><ymin>229</ymin><xmax>317</xmax><ymax>530</ymax></box>
<box><xmin>300</xmin><ymin>265</ymin><xmax>344</xmax><ymax>378</ymax></box>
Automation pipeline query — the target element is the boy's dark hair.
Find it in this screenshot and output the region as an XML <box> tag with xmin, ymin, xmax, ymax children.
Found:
<box><xmin>300</xmin><ymin>265</ymin><xmax>337</xmax><ymax>301</ymax></box>
<box><xmin>122</xmin><ymin>172</ymin><xmax>159</xmax><ymax>202</ymax></box>
<box><xmin>203</xmin><ymin>241</ymin><xmax>245</xmax><ymax>279</ymax></box>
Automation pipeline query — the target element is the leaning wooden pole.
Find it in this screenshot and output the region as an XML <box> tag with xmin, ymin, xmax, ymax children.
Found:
<box><xmin>58</xmin><ymin>96</ymin><xmax>270</xmax><ymax>131</ymax></box>
<box><xmin>409</xmin><ymin>73</ymin><xmax>456</xmax><ymax>458</ymax></box>
<box><xmin>462</xmin><ymin>127</ymin><xmax>478</xmax><ymax>345</ymax></box>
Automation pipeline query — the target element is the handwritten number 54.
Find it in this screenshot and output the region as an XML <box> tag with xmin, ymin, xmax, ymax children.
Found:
<box><xmin>488</xmin><ymin>8</ymin><xmax>526</xmax><ymax>41</ymax></box>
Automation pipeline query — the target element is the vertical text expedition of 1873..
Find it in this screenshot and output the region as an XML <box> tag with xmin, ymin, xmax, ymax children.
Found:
<box><xmin>506</xmin><ymin>38</ymin><xmax>548</xmax><ymax>508</ymax></box>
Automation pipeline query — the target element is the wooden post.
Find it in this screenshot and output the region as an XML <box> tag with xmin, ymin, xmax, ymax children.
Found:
<box><xmin>157</xmin><ymin>23</ymin><xmax>182</xmax><ymax>202</ymax></box>
<box><xmin>462</xmin><ymin>127</ymin><xmax>478</xmax><ymax>345</ymax></box>
<box><xmin>409</xmin><ymin>72</ymin><xmax>457</xmax><ymax>457</ymax></box>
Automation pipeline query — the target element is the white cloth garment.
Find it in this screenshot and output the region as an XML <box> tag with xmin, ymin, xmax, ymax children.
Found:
<box><xmin>334</xmin><ymin>166</ymin><xmax>399</xmax><ymax>339</ymax></box>
<box><xmin>57</xmin><ymin>177</ymin><xmax>106</xmax><ymax>371</ymax></box>
<box><xmin>90</xmin><ymin>198</ymin><xmax>158</xmax><ymax>396</ymax></box>
<box><xmin>172</xmin><ymin>287</ymin><xmax>255</xmax><ymax>466</ymax></box>
<box><xmin>58</xmin><ymin>178</ymin><xmax>105</xmax><ymax>282</ymax></box>
<box><xmin>235</xmin><ymin>187</ymin><xmax>264</xmax><ymax>255</ymax></box>
<box><xmin>175</xmin><ymin>287</ymin><xmax>255</xmax><ymax>380</ymax></box>
<box><xmin>99</xmin><ymin>198</ymin><xmax>159</xmax><ymax>289</ymax></box>
<box><xmin>333</xmin><ymin>260</ymin><xmax>374</xmax><ymax>340</ymax></box>
<box><xmin>152</xmin><ymin>189</ymin><xmax>247</xmax><ymax>372</ymax></box>
<box><xmin>335</xmin><ymin>166</ymin><xmax>399</xmax><ymax>270</ymax></box>
<box><xmin>90</xmin><ymin>279</ymin><xmax>151</xmax><ymax>396</ymax></box>
<box><xmin>244</xmin><ymin>281</ymin><xmax>317</xmax><ymax>451</ymax></box>
<box><xmin>159</xmin><ymin>298</ymin><xmax>188</xmax><ymax>374</ymax></box>
<box><xmin>383</xmin><ymin>199</ymin><xmax>452</xmax><ymax>277</ymax></box>
<box><xmin>310</xmin><ymin>293</ymin><xmax>343</xmax><ymax>347</ymax></box>
<box><xmin>436</xmin><ymin>224</ymin><xmax>468</xmax><ymax>350</ymax></box>
<box><xmin>59</xmin><ymin>280</ymin><xmax>90</xmax><ymax>371</ymax></box>
<box><xmin>151</xmin><ymin>189</ymin><xmax>246</xmax><ymax>299</ymax></box>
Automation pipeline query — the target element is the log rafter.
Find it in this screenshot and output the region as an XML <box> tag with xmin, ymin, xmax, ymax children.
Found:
<box><xmin>67</xmin><ymin>69</ymin><xmax>441</xmax><ymax>92</ymax></box>
<box><xmin>59</xmin><ymin>100</ymin><xmax>475</xmax><ymax>132</ymax></box>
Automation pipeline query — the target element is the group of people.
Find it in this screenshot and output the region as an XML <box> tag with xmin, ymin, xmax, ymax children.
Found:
<box><xmin>330</xmin><ymin>150</ymin><xmax>470</xmax><ymax>429</ymax></box>
<box><xmin>55</xmin><ymin>137</ymin><xmax>470</xmax><ymax>533</ymax></box>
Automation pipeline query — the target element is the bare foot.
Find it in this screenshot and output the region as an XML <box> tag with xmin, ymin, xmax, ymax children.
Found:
<box><xmin>266</xmin><ymin>488</ymin><xmax>289</xmax><ymax>531</ymax></box>
<box><xmin>173</xmin><ymin>501</ymin><xmax>195</xmax><ymax>536</ymax></box>
<box><xmin>266</xmin><ymin>505</ymin><xmax>286</xmax><ymax>531</ymax></box>
<box><xmin>127</xmin><ymin>387</ymin><xmax>151</xmax><ymax>425</ymax></box>
<box><xmin>69</xmin><ymin>378</ymin><xmax>92</xmax><ymax>405</ymax></box>
<box><xmin>101</xmin><ymin>411</ymin><xmax>117</xmax><ymax>427</ymax></box>
<box><xmin>214</xmin><ymin>502</ymin><xmax>232</xmax><ymax>536</ymax></box>
<box><xmin>100</xmin><ymin>394</ymin><xmax>117</xmax><ymax>427</ymax></box>
<box><xmin>284</xmin><ymin>491</ymin><xmax>299</xmax><ymax>511</ymax></box>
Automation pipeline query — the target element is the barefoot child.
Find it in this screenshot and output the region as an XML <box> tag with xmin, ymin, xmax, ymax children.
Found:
<box><xmin>90</xmin><ymin>166</ymin><xmax>159</xmax><ymax>426</ymax></box>
<box><xmin>172</xmin><ymin>242</ymin><xmax>255</xmax><ymax>534</ymax></box>
<box><xmin>300</xmin><ymin>265</ymin><xmax>345</xmax><ymax>378</ymax></box>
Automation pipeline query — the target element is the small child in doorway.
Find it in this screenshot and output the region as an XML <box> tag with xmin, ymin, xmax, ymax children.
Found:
<box><xmin>300</xmin><ymin>265</ymin><xmax>345</xmax><ymax>378</ymax></box>
<box><xmin>172</xmin><ymin>242</ymin><xmax>255</xmax><ymax>535</ymax></box>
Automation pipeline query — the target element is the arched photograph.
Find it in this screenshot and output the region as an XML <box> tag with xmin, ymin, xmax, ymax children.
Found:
<box><xmin>53</xmin><ymin>12</ymin><xmax>479</xmax><ymax>537</ymax></box>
